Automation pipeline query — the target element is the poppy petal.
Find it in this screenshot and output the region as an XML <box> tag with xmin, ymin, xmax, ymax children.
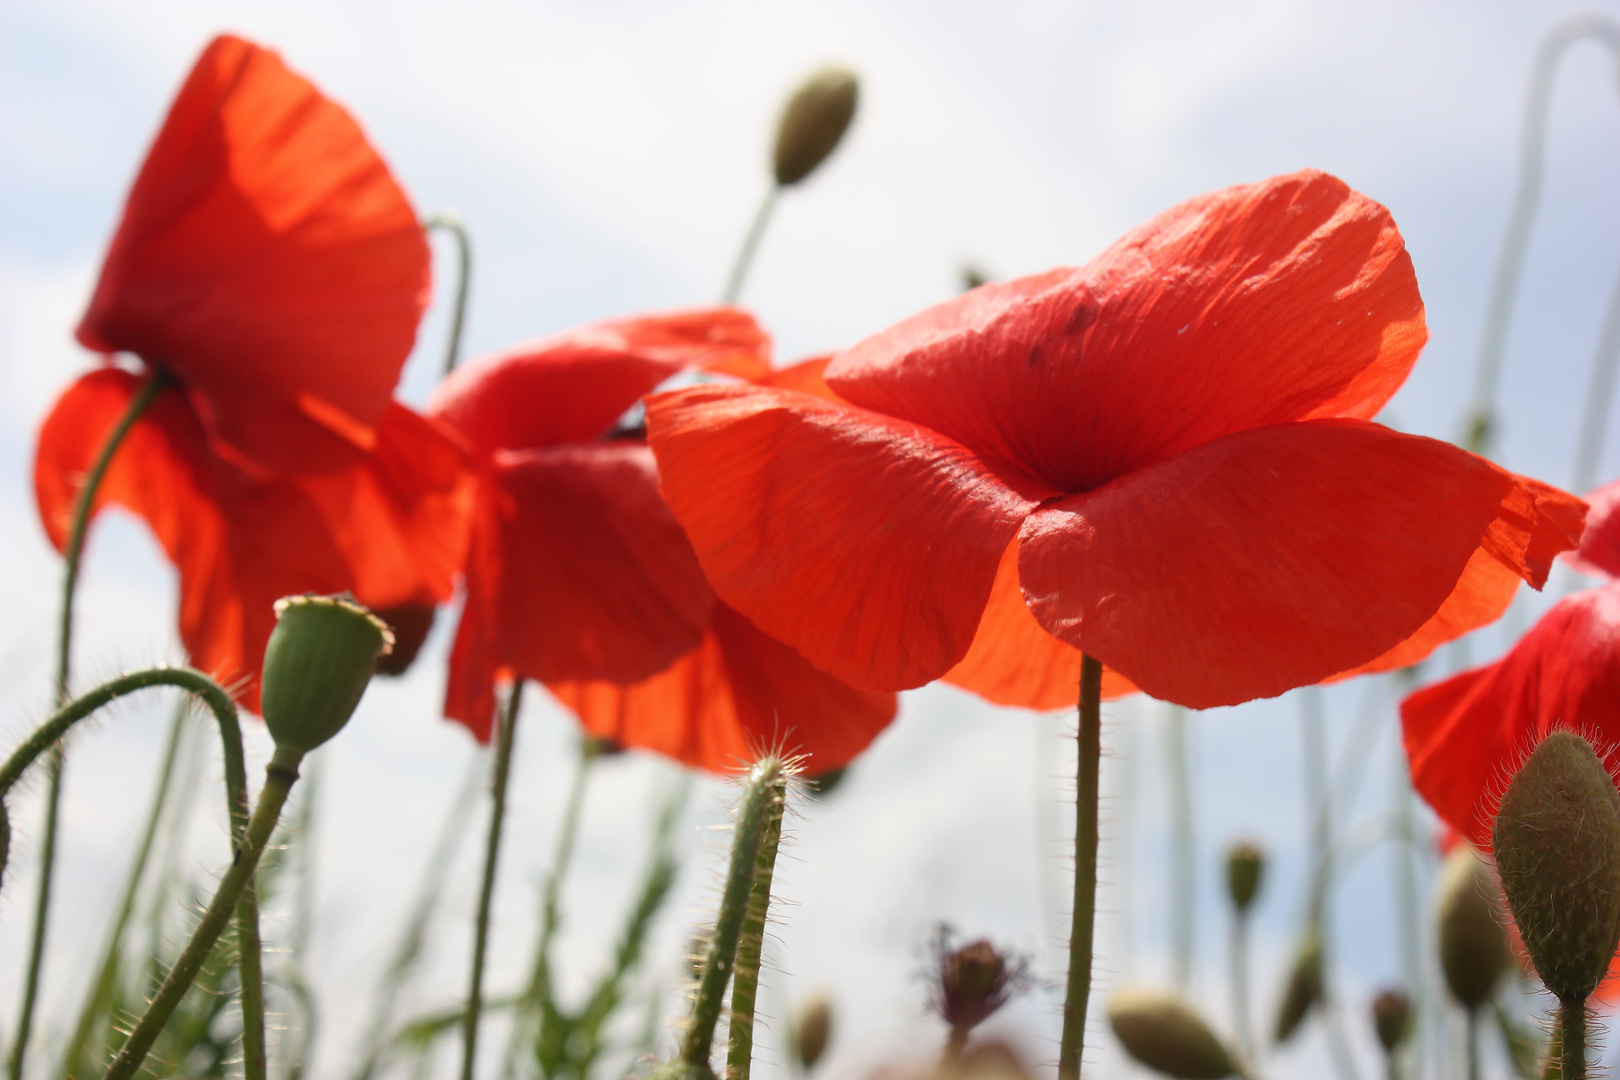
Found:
<box><xmin>646</xmin><ymin>383</ymin><xmax>1041</xmax><ymax>691</ymax></box>
<box><xmin>827</xmin><ymin>170</ymin><xmax>1424</xmax><ymax>492</ymax></box>
<box><xmin>442</xmin><ymin>442</ymin><xmax>714</xmax><ymax>737</ymax></box>
<box><xmin>548</xmin><ymin>603</ymin><xmax>897</xmax><ymax>774</ymax></box>
<box><xmin>1401</xmin><ymin>582</ymin><xmax>1620</xmax><ymax>851</ymax></box>
<box><xmin>430</xmin><ymin>308</ymin><xmax>770</xmax><ymax>456</ymax></box>
<box><xmin>77</xmin><ymin>35</ymin><xmax>429</xmax><ymax>475</ymax></box>
<box><xmin>1567</xmin><ymin>477</ymin><xmax>1620</xmax><ymax>579</ymax></box>
<box><xmin>944</xmin><ymin>539</ymin><xmax>1136</xmax><ymax>710</ymax></box>
<box><xmin>1019</xmin><ymin>419</ymin><xmax>1584</xmax><ymax>709</ymax></box>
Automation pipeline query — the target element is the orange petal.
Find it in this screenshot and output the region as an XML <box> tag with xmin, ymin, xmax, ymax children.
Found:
<box><xmin>35</xmin><ymin>369</ymin><xmax>476</xmax><ymax>711</ymax></box>
<box><xmin>548</xmin><ymin>604</ymin><xmax>897</xmax><ymax>773</ymax></box>
<box><xmin>430</xmin><ymin>308</ymin><xmax>771</xmax><ymax>456</ymax></box>
<box><xmin>1019</xmin><ymin>419</ymin><xmax>1583</xmax><ymax>710</ymax></box>
<box><xmin>442</xmin><ymin>443</ymin><xmax>714</xmax><ymax>737</ymax></box>
<box><xmin>944</xmin><ymin>538</ymin><xmax>1136</xmax><ymax>709</ymax></box>
<box><xmin>757</xmin><ymin>355</ymin><xmax>842</xmax><ymax>400</ymax></box>
<box><xmin>827</xmin><ymin>170</ymin><xmax>1425</xmax><ymax>492</ymax></box>
<box><xmin>646</xmin><ymin>383</ymin><xmax>1040</xmax><ymax>692</ymax></box>
<box><xmin>1401</xmin><ymin>582</ymin><xmax>1620</xmax><ymax>851</ymax></box>
<box><xmin>77</xmin><ymin>35</ymin><xmax>429</xmax><ymax>475</ymax></box>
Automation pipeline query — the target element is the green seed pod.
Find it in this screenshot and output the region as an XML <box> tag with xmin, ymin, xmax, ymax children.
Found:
<box><xmin>1434</xmin><ymin>844</ymin><xmax>1510</xmax><ymax>1009</ymax></box>
<box><xmin>1370</xmin><ymin>987</ymin><xmax>1413</xmax><ymax>1055</ymax></box>
<box><xmin>772</xmin><ymin>67</ymin><xmax>858</xmax><ymax>186</ymax></box>
<box><xmin>1494</xmin><ymin>732</ymin><xmax>1620</xmax><ymax>1003</ymax></box>
<box><xmin>1274</xmin><ymin>933</ymin><xmax>1324</xmax><ymax>1043</ymax></box>
<box><xmin>1225</xmin><ymin>841</ymin><xmax>1265</xmax><ymax>914</ymax></box>
<box><xmin>1107</xmin><ymin>986</ymin><xmax>1237</xmax><ymax>1079</ymax></box>
<box><xmin>790</xmin><ymin>990</ymin><xmax>833</xmax><ymax>1071</ymax></box>
<box><xmin>260</xmin><ymin>594</ymin><xmax>393</xmax><ymax>756</ymax></box>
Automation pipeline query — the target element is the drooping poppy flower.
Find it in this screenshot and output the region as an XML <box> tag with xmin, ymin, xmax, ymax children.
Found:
<box><xmin>429</xmin><ymin>311</ymin><xmax>897</xmax><ymax>773</ymax></box>
<box><xmin>646</xmin><ymin>170</ymin><xmax>1586</xmax><ymax>710</ymax></box>
<box><xmin>33</xmin><ymin>34</ymin><xmax>475</xmax><ymax>708</ymax></box>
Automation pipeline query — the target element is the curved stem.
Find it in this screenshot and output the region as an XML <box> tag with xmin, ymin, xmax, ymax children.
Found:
<box><xmin>1464</xmin><ymin>14</ymin><xmax>1620</xmax><ymax>455</ymax></box>
<box><xmin>462</xmin><ymin>681</ymin><xmax>525</xmax><ymax>1080</ymax></box>
<box><xmin>102</xmin><ymin>749</ymin><xmax>303</xmax><ymax>1080</ymax></box>
<box><xmin>12</xmin><ymin>370</ymin><xmax>170</xmax><ymax>1080</ymax></box>
<box><xmin>1572</xmin><ymin>260</ymin><xmax>1620</xmax><ymax>494</ymax></box>
<box><xmin>682</xmin><ymin>758</ymin><xmax>785</xmax><ymax>1068</ymax></box>
<box><xmin>722</xmin><ymin>186</ymin><xmax>781</xmax><ymax>306</ymax></box>
<box><xmin>1560</xmin><ymin>996</ymin><xmax>1586</xmax><ymax>1080</ymax></box>
<box><xmin>725</xmin><ymin>772</ymin><xmax>787</xmax><ymax>1080</ymax></box>
<box><xmin>425</xmin><ymin>213</ymin><xmax>474</xmax><ymax>375</ymax></box>
<box><xmin>1058</xmin><ymin>655</ymin><xmax>1103</xmax><ymax>1080</ymax></box>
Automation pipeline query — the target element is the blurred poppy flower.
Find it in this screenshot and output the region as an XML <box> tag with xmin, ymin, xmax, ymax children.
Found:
<box><xmin>647</xmin><ymin>170</ymin><xmax>1585</xmax><ymax>710</ymax></box>
<box><xmin>429</xmin><ymin>311</ymin><xmax>896</xmax><ymax>773</ymax></box>
<box><xmin>33</xmin><ymin>35</ymin><xmax>474</xmax><ymax>708</ymax></box>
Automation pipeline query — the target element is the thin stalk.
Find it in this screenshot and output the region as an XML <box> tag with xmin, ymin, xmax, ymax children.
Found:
<box><xmin>1230</xmin><ymin>910</ymin><xmax>1252</xmax><ymax>1065</ymax></box>
<box><xmin>12</xmin><ymin>369</ymin><xmax>170</xmax><ymax>1080</ymax></box>
<box><xmin>238</xmin><ymin>886</ymin><xmax>268</xmax><ymax>1080</ymax></box>
<box><xmin>1463</xmin><ymin>14</ymin><xmax>1620</xmax><ymax>456</ymax></box>
<box><xmin>725</xmin><ymin>773</ymin><xmax>788</xmax><ymax>1080</ymax></box>
<box><xmin>681</xmin><ymin>758</ymin><xmax>785</xmax><ymax>1068</ymax></box>
<box><xmin>426</xmin><ymin>213</ymin><xmax>474</xmax><ymax>375</ymax></box>
<box><xmin>57</xmin><ymin>698</ymin><xmax>192</xmax><ymax>1080</ymax></box>
<box><xmin>1560</xmin><ymin>997</ymin><xmax>1586</xmax><ymax>1080</ymax></box>
<box><xmin>462</xmin><ymin>682</ymin><xmax>525</xmax><ymax>1080</ymax></box>
<box><xmin>1466</xmin><ymin>1007</ymin><xmax>1480</xmax><ymax>1080</ymax></box>
<box><xmin>722</xmin><ymin>186</ymin><xmax>781</xmax><ymax>305</ymax></box>
<box><xmin>1058</xmin><ymin>655</ymin><xmax>1103</xmax><ymax>1080</ymax></box>
<box><xmin>1164</xmin><ymin>705</ymin><xmax>1194</xmax><ymax>992</ymax></box>
<box><xmin>102</xmin><ymin>748</ymin><xmax>304</xmax><ymax>1080</ymax></box>
<box><xmin>1572</xmin><ymin>262</ymin><xmax>1620</xmax><ymax>495</ymax></box>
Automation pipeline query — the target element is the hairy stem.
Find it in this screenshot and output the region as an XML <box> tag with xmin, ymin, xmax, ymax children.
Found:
<box><xmin>1059</xmin><ymin>655</ymin><xmax>1103</xmax><ymax>1080</ymax></box>
<box><xmin>725</xmin><ymin>772</ymin><xmax>788</xmax><ymax>1080</ymax></box>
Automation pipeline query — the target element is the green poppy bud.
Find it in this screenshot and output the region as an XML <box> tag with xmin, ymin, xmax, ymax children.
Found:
<box><xmin>773</xmin><ymin>67</ymin><xmax>858</xmax><ymax>186</ymax></box>
<box><xmin>1370</xmin><ymin>988</ymin><xmax>1413</xmax><ymax>1055</ymax></box>
<box><xmin>1225</xmin><ymin>841</ymin><xmax>1265</xmax><ymax>914</ymax></box>
<box><xmin>790</xmin><ymin>990</ymin><xmax>833</xmax><ymax>1071</ymax></box>
<box><xmin>1274</xmin><ymin>933</ymin><xmax>1324</xmax><ymax>1043</ymax></box>
<box><xmin>1493</xmin><ymin>732</ymin><xmax>1620</xmax><ymax>1003</ymax></box>
<box><xmin>1107</xmin><ymin>986</ymin><xmax>1237</xmax><ymax>1079</ymax></box>
<box><xmin>1434</xmin><ymin>844</ymin><xmax>1509</xmax><ymax>1009</ymax></box>
<box><xmin>260</xmin><ymin>594</ymin><xmax>393</xmax><ymax>757</ymax></box>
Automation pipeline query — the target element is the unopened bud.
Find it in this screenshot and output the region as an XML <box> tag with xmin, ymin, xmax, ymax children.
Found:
<box><xmin>1108</xmin><ymin>987</ymin><xmax>1237</xmax><ymax>1079</ymax></box>
<box><xmin>1434</xmin><ymin>844</ymin><xmax>1510</xmax><ymax>1009</ymax></box>
<box><xmin>260</xmin><ymin>594</ymin><xmax>393</xmax><ymax>756</ymax></box>
<box><xmin>773</xmin><ymin>67</ymin><xmax>858</xmax><ymax>186</ymax></box>
<box><xmin>1225</xmin><ymin>841</ymin><xmax>1265</xmax><ymax>914</ymax></box>
<box><xmin>370</xmin><ymin>602</ymin><xmax>435</xmax><ymax>677</ymax></box>
<box><xmin>1493</xmin><ymin>732</ymin><xmax>1620</xmax><ymax>1002</ymax></box>
<box><xmin>1370</xmin><ymin>988</ymin><xmax>1413</xmax><ymax>1055</ymax></box>
<box><xmin>931</xmin><ymin>930</ymin><xmax>1029</xmax><ymax>1036</ymax></box>
<box><xmin>1274</xmin><ymin>933</ymin><xmax>1324</xmax><ymax>1043</ymax></box>
<box><xmin>790</xmin><ymin>990</ymin><xmax>833</xmax><ymax>1071</ymax></box>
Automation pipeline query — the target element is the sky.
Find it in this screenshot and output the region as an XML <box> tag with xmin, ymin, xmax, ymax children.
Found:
<box><xmin>5</xmin><ymin>2</ymin><xmax>1620</xmax><ymax>1079</ymax></box>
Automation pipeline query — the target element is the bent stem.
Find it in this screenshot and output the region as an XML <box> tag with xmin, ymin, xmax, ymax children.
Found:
<box><xmin>425</xmin><ymin>213</ymin><xmax>474</xmax><ymax>375</ymax></box>
<box><xmin>721</xmin><ymin>185</ymin><xmax>780</xmax><ymax>305</ymax></box>
<box><xmin>102</xmin><ymin>748</ymin><xmax>303</xmax><ymax>1080</ymax></box>
<box><xmin>12</xmin><ymin>369</ymin><xmax>169</xmax><ymax>1080</ymax></box>
<box><xmin>461</xmin><ymin>681</ymin><xmax>525</xmax><ymax>1080</ymax></box>
<box><xmin>725</xmin><ymin>771</ymin><xmax>788</xmax><ymax>1080</ymax></box>
<box><xmin>1059</xmin><ymin>655</ymin><xmax>1103</xmax><ymax>1080</ymax></box>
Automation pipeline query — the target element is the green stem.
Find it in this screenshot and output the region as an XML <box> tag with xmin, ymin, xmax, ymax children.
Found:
<box><xmin>721</xmin><ymin>186</ymin><xmax>781</xmax><ymax>306</ymax></box>
<box><xmin>683</xmin><ymin>758</ymin><xmax>786</xmax><ymax>1068</ymax></box>
<box><xmin>1165</xmin><ymin>705</ymin><xmax>1194</xmax><ymax>991</ymax></box>
<box><xmin>13</xmin><ymin>370</ymin><xmax>169</xmax><ymax>1080</ymax></box>
<box><xmin>1059</xmin><ymin>655</ymin><xmax>1103</xmax><ymax>1080</ymax></box>
<box><xmin>425</xmin><ymin>213</ymin><xmax>474</xmax><ymax>375</ymax></box>
<box><xmin>462</xmin><ymin>682</ymin><xmax>525</xmax><ymax>1080</ymax></box>
<box><xmin>57</xmin><ymin>699</ymin><xmax>191</xmax><ymax>1080</ymax></box>
<box><xmin>725</xmin><ymin>773</ymin><xmax>787</xmax><ymax>1080</ymax></box>
<box><xmin>238</xmin><ymin>887</ymin><xmax>268</xmax><ymax>1080</ymax></box>
<box><xmin>1560</xmin><ymin>997</ymin><xmax>1586</xmax><ymax>1080</ymax></box>
<box><xmin>102</xmin><ymin>748</ymin><xmax>303</xmax><ymax>1080</ymax></box>
<box><xmin>1230</xmin><ymin>911</ymin><xmax>1252</xmax><ymax>1066</ymax></box>
<box><xmin>1466</xmin><ymin>1006</ymin><xmax>1480</xmax><ymax>1080</ymax></box>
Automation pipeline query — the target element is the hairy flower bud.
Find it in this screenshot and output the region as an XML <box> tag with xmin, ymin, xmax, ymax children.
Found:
<box><xmin>1493</xmin><ymin>732</ymin><xmax>1620</xmax><ymax>1003</ymax></box>
<box><xmin>1274</xmin><ymin>933</ymin><xmax>1324</xmax><ymax>1043</ymax></box>
<box><xmin>260</xmin><ymin>593</ymin><xmax>393</xmax><ymax>756</ymax></box>
<box><xmin>1370</xmin><ymin>988</ymin><xmax>1413</xmax><ymax>1055</ymax></box>
<box><xmin>790</xmin><ymin>990</ymin><xmax>833</xmax><ymax>1071</ymax></box>
<box><xmin>1108</xmin><ymin>987</ymin><xmax>1237</xmax><ymax>1079</ymax></box>
<box><xmin>1434</xmin><ymin>844</ymin><xmax>1509</xmax><ymax>1009</ymax></box>
<box><xmin>773</xmin><ymin>67</ymin><xmax>858</xmax><ymax>186</ymax></box>
<box><xmin>1225</xmin><ymin>841</ymin><xmax>1265</xmax><ymax>914</ymax></box>
<box><xmin>931</xmin><ymin>929</ymin><xmax>1029</xmax><ymax>1036</ymax></box>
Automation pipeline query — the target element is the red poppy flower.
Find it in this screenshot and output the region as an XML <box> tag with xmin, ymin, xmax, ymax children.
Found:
<box><xmin>430</xmin><ymin>312</ymin><xmax>896</xmax><ymax>773</ymax></box>
<box><xmin>32</xmin><ymin>34</ymin><xmax>474</xmax><ymax>708</ymax></box>
<box><xmin>646</xmin><ymin>171</ymin><xmax>1586</xmax><ymax>710</ymax></box>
